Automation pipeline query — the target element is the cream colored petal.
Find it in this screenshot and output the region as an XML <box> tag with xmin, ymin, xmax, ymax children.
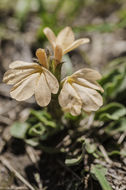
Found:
<box><xmin>75</xmin><ymin>77</ymin><xmax>104</xmax><ymax>92</ymax></box>
<box><xmin>43</xmin><ymin>67</ymin><xmax>59</xmax><ymax>94</ymax></box>
<box><xmin>63</xmin><ymin>103</ymin><xmax>82</xmax><ymax>116</ymax></box>
<box><xmin>35</xmin><ymin>73</ymin><xmax>51</xmax><ymax>107</ymax></box>
<box><xmin>3</xmin><ymin>69</ymin><xmax>37</xmax><ymax>85</ymax></box>
<box><xmin>56</xmin><ymin>27</ymin><xmax>74</xmax><ymax>50</ymax></box>
<box><xmin>72</xmin><ymin>68</ymin><xmax>102</xmax><ymax>81</ymax></box>
<box><xmin>9</xmin><ymin>61</ymin><xmax>41</xmax><ymax>70</ymax></box>
<box><xmin>54</xmin><ymin>44</ymin><xmax>63</xmax><ymax>63</ymax></box>
<box><xmin>10</xmin><ymin>73</ymin><xmax>39</xmax><ymax>101</ymax></box>
<box><xmin>36</xmin><ymin>48</ymin><xmax>48</xmax><ymax>68</ymax></box>
<box><xmin>63</xmin><ymin>38</ymin><xmax>90</xmax><ymax>54</ymax></box>
<box><xmin>73</xmin><ymin>83</ymin><xmax>103</xmax><ymax>112</ymax></box>
<box><xmin>43</xmin><ymin>27</ymin><xmax>56</xmax><ymax>49</ymax></box>
<box><xmin>58</xmin><ymin>82</ymin><xmax>82</xmax><ymax>116</ymax></box>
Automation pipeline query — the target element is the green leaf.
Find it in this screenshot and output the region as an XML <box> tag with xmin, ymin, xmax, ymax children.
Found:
<box><xmin>108</xmin><ymin>150</ymin><xmax>121</xmax><ymax>156</ymax></box>
<box><xmin>10</xmin><ymin>122</ymin><xmax>29</xmax><ymax>139</ymax></box>
<box><xmin>25</xmin><ymin>138</ymin><xmax>39</xmax><ymax>147</ymax></box>
<box><xmin>83</xmin><ymin>140</ymin><xmax>99</xmax><ymax>158</ymax></box>
<box><xmin>99</xmin><ymin>60</ymin><xmax>126</xmax><ymax>100</ymax></box>
<box><xmin>95</xmin><ymin>102</ymin><xmax>126</xmax><ymax>121</ymax></box>
<box><xmin>30</xmin><ymin>110</ymin><xmax>56</xmax><ymax>128</ymax></box>
<box><xmin>64</xmin><ymin>112</ymin><xmax>80</xmax><ymax>121</ymax></box>
<box><xmin>28</xmin><ymin>122</ymin><xmax>46</xmax><ymax>136</ymax></box>
<box><xmin>104</xmin><ymin>73</ymin><xmax>124</xmax><ymax>99</ymax></box>
<box><xmin>100</xmin><ymin>69</ymin><xmax>120</xmax><ymax>87</ymax></box>
<box><xmin>85</xmin><ymin>142</ymin><xmax>97</xmax><ymax>154</ymax></box>
<box><xmin>105</xmin><ymin>118</ymin><xmax>126</xmax><ymax>135</ymax></box>
<box><xmin>65</xmin><ymin>154</ymin><xmax>83</xmax><ymax>166</ymax></box>
<box><xmin>91</xmin><ymin>164</ymin><xmax>112</xmax><ymax>190</ymax></box>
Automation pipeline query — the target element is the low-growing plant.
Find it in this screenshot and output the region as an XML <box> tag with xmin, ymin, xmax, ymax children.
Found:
<box><xmin>4</xmin><ymin>27</ymin><xmax>126</xmax><ymax>190</ymax></box>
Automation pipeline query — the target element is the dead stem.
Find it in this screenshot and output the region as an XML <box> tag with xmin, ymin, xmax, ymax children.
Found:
<box><xmin>117</xmin><ymin>132</ymin><xmax>126</xmax><ymax>144</ymax></box>
<box><xmin>99</xmin><ymin>145</ymin><xmax>112</xmax><ymax>164</ymax></box>
<box><xmin>0</xmin><ymin>187</ymin><xmax>28</xmax><ymax>190</ymax></box>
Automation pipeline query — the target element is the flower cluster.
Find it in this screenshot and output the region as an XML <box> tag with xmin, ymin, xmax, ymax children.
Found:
<box><xmin>3</xmin><ymin>26</ymin><xmax>103</xmax><ymax>116</ymax></box>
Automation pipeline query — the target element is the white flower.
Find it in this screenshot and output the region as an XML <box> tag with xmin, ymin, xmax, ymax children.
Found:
<box><xmin>43</xmin><ymin>26</ymin><xmax>90</xmax><ymax>62</ymax></box>
<box><xmin>58</xmin><ymin>68</ymin><xmax>104</xmax><ymax>116</ymax></box>
<box><xmin>3</xmin><ymin>49</ymin><xmax>59</xmax><ymax>106</ymax></box>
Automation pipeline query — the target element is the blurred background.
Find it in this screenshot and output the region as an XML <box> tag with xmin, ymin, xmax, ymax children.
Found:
<box><xmin>0</xmin><ymin>0</ymin><xmax>126</xmax><ymax>189</ymax></box>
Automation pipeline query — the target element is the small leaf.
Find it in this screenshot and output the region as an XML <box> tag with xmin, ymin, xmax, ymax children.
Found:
<box><xmin>108</xmin><ymin>150</ymin><xmax>121</xmax><ymax>156</ymax></box>
<box><xmin>64</xmin><ymin>112</ymin><xmax>80</xmax><ymax>121</ymax></box>
<box><xmin>85</xmin><ymin>142</ymin><xmax>97</xmax><ymax>154</ymax></box>
<box><xmin>10</xmin><ymin>122</ymin><xmax>29</xmax><ymax>139</ymax></box>
<box><xmin>100</xmin><ymin>69</ymin><xmax>119</xmax><ymax>87</ymax></box>
<box><xmin>28</xmin><ymin>122</ymin><xmax>46</xmax><ymax>136</ymax></box>
<box><xmin>95</xmin><ymin>102</ymin><xmax>126</xmax><ymax>121</ymax></box>
<box><xmin>104</xmin><ymin>72</ymin><xmax>125</xmax><ymax>99</ymax></box>
<box><xmin>30</xmin><ymin>110</ymin><xmax>56</xmax><ymax>128</ymax></box>
<box><xmin>91</xmin><ymin>164</ymin><xmax>112</xmax><ymax>190</ymax></box>
<box><xmin>65</xmin><ymin>154</ymin><xmax>83</xmax><ymax>166</ymax></box>
<box><xmin>105</xmin><ymin>118</ymin><xmax>126</xmax><ymax>135</ymax></box>
<box><xmin>83</xmin><ymin>140</ymin><xmax>99</xmax><ymax>158</ymax></box>
<box><xmin>99</xmin><ymin>63</ymin><xmax>126</xmax><ymax>100</ymax></box>
<box><xmin>25</xmin><ymin>138</ymin><xmax>39</xmax><ymax>146</ymax></box>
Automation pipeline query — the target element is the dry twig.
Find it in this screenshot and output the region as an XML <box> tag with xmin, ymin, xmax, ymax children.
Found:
<box><xmin>99</xmin><ymin>145</ymin><xmax>112</xmax><ymax>164</ymax></box>
<box><xmin>0</xmin><ymin>156</ymin><xmax>35</xmax><ymax>190</ymax></box>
